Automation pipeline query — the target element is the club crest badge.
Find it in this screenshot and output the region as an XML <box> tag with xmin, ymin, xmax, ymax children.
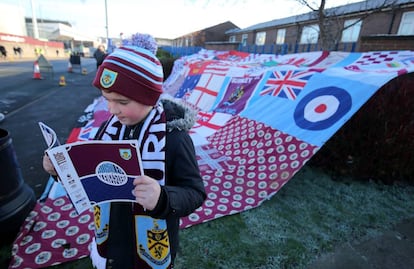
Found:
<box><xmin>223</xmin><ymin>85</ymin><xmax>244</xmax><ymax>106</ymax></box>
<box><xmin>94</xmin><ymin>205</ymin><xmax>101</xmax><ymax>229</ymax></box>
<box><xmin>100</xmin><ymin>68</ymin><xmax>118</xmax><ymax>88</ymax></box>
<box><xmin>136</xmin><ymin>217</ymin><xmax>171</xmax><ymax>267</ymax></box>
<box><xmin>147</xmin><ymin>221</ymin><xmax>169</xmax><ymax>260</ymax></box>
<box><xmin>93</xmin><ymin>203</ymin><xmax>110</xmax><ymax>246</ymax></box>
<box><xmin>119</xmin><ymin>148</ymin><xmax>132</xmax><ymax>160</ymax></box>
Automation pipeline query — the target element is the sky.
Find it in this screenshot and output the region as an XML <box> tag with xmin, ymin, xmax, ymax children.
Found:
<box><xmin>3</xmin><ymin>0</ymin><xmax>363</xmax><ymax>39</ymax></box>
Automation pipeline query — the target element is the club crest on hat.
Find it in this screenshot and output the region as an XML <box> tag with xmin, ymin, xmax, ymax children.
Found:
<box><xmin>100</xmin><ymin>68</ymin><xmax>118</xmax><ymax>88</ymax></box>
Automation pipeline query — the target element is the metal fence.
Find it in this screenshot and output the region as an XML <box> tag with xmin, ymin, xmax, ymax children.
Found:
<box><xmin>159</xmin><ymin>46</ymin><xmax>203</xmax><ymax>58</ymax></box>
<box><xmin>160</xmin><ymin>42</ymin><xmax>357</xmax><ymax>58</ymax></box>
<box><xmin>238</xmin><ymin>43</ymin><xmax>357</xmax><ymax>55</ymax></box>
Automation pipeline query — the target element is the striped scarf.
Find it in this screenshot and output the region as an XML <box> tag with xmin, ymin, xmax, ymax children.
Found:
<box><xmin>90</xmin><ymin>103</ymin><xmax>172</xmax><ymax>269</ymax></box>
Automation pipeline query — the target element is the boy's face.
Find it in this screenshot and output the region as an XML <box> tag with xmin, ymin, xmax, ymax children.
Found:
<box><xmin>102</xmin><ymin>90</ymin><xmax>152</xmax><ymax>126</ymax></box>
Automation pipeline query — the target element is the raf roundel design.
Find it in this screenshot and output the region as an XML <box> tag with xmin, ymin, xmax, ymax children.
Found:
<box><xmin>294</xmin><ymin>86</ymin><xmax>352</xmax><ymax>130</ymax></box>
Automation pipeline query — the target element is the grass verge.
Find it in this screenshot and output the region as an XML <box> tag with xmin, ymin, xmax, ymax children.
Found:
<box><xmin>175</xmin><ymin>165</ymin><xmax>414</xmax><ymax>268</ymax></box>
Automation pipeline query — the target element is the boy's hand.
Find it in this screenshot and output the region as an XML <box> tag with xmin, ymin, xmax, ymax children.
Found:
<box><xmin>132</xmin><ymin>175</ymin><xmax>161</xmax><ymax>211</ymax></box>
<box><xmin>43</xmin><ymin>154</ymin><xmax>57</xmax><ymax>176</ymax></box>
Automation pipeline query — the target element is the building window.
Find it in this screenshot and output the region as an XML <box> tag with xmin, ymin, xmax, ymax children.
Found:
<box><xmin>255</xmin><ymin>31</ymin><xmax>266</xmax><ymax>46</ymax></box>
<box><xmin>300</xmin><ymin>24</ymin><xmax>319</xmax><ymax>44</ymax></box>
<box><xmin>229</xmin><ymin>35</ymin><xmax>236</xmax><ymax>42</ymax></box>
<box><xmin>276</xmin><ymin>29</ymin><xmax>286</xmax><ymax>44</ymax></box>
<box><xmin>341</xmin><ymin>19</ymin><xmax>362</xmax><ymax>42</ymax></box>
<box><xmin>398</xmin><ymin>11</ymin><xmax>414</xmax><ymax>35</ymax></box>
<box><xmin>241</xmin><ymin>34</ymin><xmax>248</xmax><ymax>46</ymax></box>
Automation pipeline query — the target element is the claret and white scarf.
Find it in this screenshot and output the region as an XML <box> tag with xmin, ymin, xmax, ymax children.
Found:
<box><xmin>90</xmin><ymin>103</ymin><xmax>172</xmax><ymax>269</ymax></box>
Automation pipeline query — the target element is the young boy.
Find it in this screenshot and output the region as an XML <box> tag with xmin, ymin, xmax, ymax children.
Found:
<box><xmin>43</xmin><ymin>33</ymin><xmax>206</xmax><ymax>269</ymax></box>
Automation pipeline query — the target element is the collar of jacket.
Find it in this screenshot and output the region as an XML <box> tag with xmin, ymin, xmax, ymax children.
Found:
<box><xmin>160</xmin><ymin>96</ymin><xmax>197</xmax><ymax>132</ymax></box>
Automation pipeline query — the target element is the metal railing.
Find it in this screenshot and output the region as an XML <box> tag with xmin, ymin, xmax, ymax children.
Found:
<box><xmin>159</xmin><ymin>46</ymin><xmax>203</xmax><ymax>58</ymax></box>
<box><xmin>160</xmin><ymin>42</ymin><xmax>357</xmax><ymax>58</ymax></box>
<box><xmin>238</xmin><ymin>43</ymin><xmax>357</xmax><ymax>55</ymax></box>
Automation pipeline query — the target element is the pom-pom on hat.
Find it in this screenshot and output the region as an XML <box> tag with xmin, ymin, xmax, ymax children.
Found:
<box><xmin>92</xmin><ymin>33</ymin><xmax>163</xmax><ymax>106</ymax></box>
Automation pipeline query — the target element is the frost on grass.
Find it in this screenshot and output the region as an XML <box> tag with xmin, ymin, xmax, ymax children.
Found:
<box><xmin>176</xmin><ymin>166</ymin><xmax>414</xmax><ymax>269</ymax></box>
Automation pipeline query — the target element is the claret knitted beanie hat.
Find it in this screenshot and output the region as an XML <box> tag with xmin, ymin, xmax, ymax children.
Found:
<box><xmin>92</xmin><ymin>33</ymin><xmax>163</xmax><ymax>106</ymax></box>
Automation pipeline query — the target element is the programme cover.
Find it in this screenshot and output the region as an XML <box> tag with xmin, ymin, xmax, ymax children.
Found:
<box><xmin>46</xmin><ymin>140</ymin><xmax>142</xmax><ymax>214</ymax></box>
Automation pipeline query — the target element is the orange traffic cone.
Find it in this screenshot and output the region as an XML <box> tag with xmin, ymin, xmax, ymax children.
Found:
<box><xmin>67</xmin><ymin>61</ymin><xmax>73</xmax><ymax>73</ymax></box>
<box><xmin>59</xmin><ymin>75</ymin><xmax>66</xmax><ymax>86</ymax></box>
<box><xmin>33</xmin><ymin>61</ymin><xmax>42</xmax><ymax>79</ymax></box>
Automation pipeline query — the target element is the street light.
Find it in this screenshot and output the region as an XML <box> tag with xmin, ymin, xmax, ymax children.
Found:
<box><xmin>105</xmin><ymin>0</ymin><xmax>109</xmax><ymax>43</ymax></box>
<box><xmin>30</xmin><ymin>0</ymin><xmax>39</xmax><ymax>39</ymax></box>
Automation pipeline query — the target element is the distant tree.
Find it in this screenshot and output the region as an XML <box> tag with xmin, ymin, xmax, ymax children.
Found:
<box><xmin>294</xmin><ymin>0</ymin><xmax>400</xmax><ymax>50</ymax></box>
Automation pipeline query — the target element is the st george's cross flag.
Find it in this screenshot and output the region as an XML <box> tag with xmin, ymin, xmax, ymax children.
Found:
<box><xmin>185</xmin><ymin>61</ymin><xmax>232</xmax><ymax>111</ymax></box>
<box><xmin>189</xmin><ymin>111</ymin><xmax>233</xmax><ymax>146</ymax></box>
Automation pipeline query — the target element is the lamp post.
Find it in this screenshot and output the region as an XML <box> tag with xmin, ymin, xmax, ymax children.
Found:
<box><xmin>105</xmin><ymin>0</ymin><xmax>109</xmax><ymax>45</ymax></box>
<box><xmin>30</xmin><ymin>0</ymin><xmax>39</xmax><ymax>39</ymax></box>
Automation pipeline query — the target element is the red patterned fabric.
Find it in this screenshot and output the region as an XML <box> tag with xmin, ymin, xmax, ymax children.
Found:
<box><xmin>180</xmin><ymin>116</ymin><xmax>318</xmax><ymax>228</ymax></box>
<box><xmin>9</xmin><ymin>197</ymin><xmax>94</xmax><ymax>269</ymax></box>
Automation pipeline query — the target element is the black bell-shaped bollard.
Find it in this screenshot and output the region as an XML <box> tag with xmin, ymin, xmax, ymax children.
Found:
<box><xmin>0</xmin><ymin>128</ymin><xmax>36</xmax><ymax>244</ymax></box>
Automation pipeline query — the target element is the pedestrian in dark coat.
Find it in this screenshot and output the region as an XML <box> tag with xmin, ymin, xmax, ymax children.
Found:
<box><xmin>93</xmin><ymin>45</ymin><xmax>107</xmax><ymax>69</ymax></box>
<box><xmin>0</xmin><ymin>45</ymin><xmax>7</xmax><ymax>59</ymax></box>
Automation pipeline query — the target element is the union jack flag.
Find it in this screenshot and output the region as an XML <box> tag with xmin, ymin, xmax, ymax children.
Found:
<box><xmin>260</xmin><ymin>69</ymin><xmax>315</xmax><ymax>100</ymax></box>
<box><xmin>78</xmin><ymin>120</ymin><xmax>97</xmax><ymax>141</ymax></box>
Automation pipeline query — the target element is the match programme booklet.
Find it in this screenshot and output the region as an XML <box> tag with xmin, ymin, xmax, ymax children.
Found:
<box><xmin>39</xmin><ymin>122</ymin><xmax>143</xmax><ymax>214</ymax></box>
<box><xmin>38</xmin><ymin>122</ymin><xmax>61</xmax><ymax>149</ymax></box>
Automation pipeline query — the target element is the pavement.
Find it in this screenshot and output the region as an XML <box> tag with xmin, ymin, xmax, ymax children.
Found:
<box><xmin>1</xmin><ymin>58</ymin><xmax>414</xmax><ymax>269</ymax></box>
<box><xmin>0</xmin><ymin>57</ymin><xmax>101</xmax><ymax>199</ymax></box>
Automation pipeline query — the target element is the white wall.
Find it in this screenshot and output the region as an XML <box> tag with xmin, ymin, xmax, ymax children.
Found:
<box><xmin>0</xmin><ymin>4</ymin><xmax>27</xmax><ymax>36</ymax></box>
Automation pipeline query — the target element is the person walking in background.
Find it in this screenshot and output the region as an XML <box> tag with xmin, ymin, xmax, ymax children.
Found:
<box><xmin>13</xmin><ymin>47</ymin><xmax>22</xmax><ymax>58</ymax></box>
<box><xmin>93</xmin><ymin>45</ymin><xmax>107</xmax><ymax>69</ymax></box>
<box><xmin>42</xmin><ymin>33</ymin><xmax>206</xmax><ymax>269</ymax></box>
<box><xmin>0</xmin><ymin>45</ymin><xmax>7</xmax><ymax>59</ymax></box>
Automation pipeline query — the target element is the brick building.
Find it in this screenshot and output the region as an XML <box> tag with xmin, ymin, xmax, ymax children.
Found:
<box><xmin>177</xmin><ymin>0</ymin><xmax>414</xmax><ymax>53</ymax></box>
<box><xmin>171</xmin><ymin>21</ymin><xmax>239</xmax><ymax>47</ymax></box>
<box><xmin>227</xmin><ymin>0</ymin><xmax>414</xmax><ymax>53</ymax></box>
